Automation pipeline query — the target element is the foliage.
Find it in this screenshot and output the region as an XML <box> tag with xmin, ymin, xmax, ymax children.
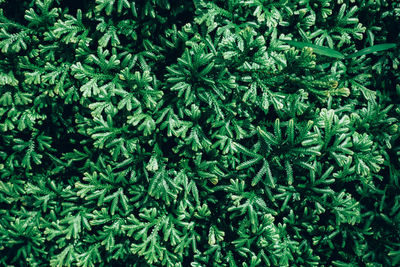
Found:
<box><xmin>0</xmin><ymin>0</ymin><xmax>399</xmax><ymax>266</ymax></box>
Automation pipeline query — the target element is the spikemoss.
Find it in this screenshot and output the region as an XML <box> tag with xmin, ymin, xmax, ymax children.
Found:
<box><xmin>0</xmin><ymin>0</ymin><xmax>399</xmax><ymax>266</ymax></box>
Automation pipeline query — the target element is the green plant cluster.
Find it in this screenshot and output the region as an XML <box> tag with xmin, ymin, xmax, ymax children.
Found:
<box><xmin>0</xmin><ymin>0</ymin><xmax>399</xmax><ymax>266</ymax></box>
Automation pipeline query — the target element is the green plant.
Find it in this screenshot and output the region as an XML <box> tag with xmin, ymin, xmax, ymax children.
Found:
<box><xmin>0</xmin><ymin>0</ymin><xmax>399</xmax><ymax>266</ymax></box>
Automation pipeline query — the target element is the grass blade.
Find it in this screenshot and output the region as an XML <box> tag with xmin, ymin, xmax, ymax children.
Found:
<box><xmin>279</xmin><ymin>39</ymin><xmax>344</xmax><ymax>59</ymax></box>
<box><xmin>346</xmin><ymin>43</ymin><xmax>397</xmax><ymax>59</ymax></box>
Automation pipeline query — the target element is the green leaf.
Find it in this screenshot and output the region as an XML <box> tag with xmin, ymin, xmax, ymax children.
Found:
<box><xmin>285</xmin><ymin>160</ymin><xmax>293</xmax><ymax>185</ymax></box>
<box><xmin>352</xmin><ymin>81</ymin><xmax>376</xmax><ymax>101</ymax></box>
<box><xmin>76</xmin><ymin>245</ymin><xmax>101</xmax><ymax>267</ymax></box>
<box><xmin>50</xmin><ymin>245</ymin><xmax>75</xmax><ymax>267</ymax></box>
<box><xmin>280</xmin><ymin>39</ymin><xmax>345</xmax><ymax>59</ymax></box>
<box><xmin>236</xmin><ymin>157</ymin><xmax>262</xmax><ymax>170</ymax></box>
<box><xmin>274</xmin><ymin>118</ymin><xmax>281</xmax><ymax>142</ymax></box>
<box><xmin>287</xmin><ymin>119</ymin><xmax>295</xmax><ymax>145</ymax></box>
<box><xmin>233</xmin><ymin>142</ymin><xmax>261</xmax><ymax>158</ymax></box>
<box><xmin>257</xmin><ymin>126</ymin><xmax>279</xmax><ymax>146</ymax></box>
<box><xmin>263</xmin><ymin>160</ymin><xmax>275</xmax><ymax>188</ymax></box>
<box><xmin>80</xmin><ymin>78</ymin><xmax>100</xmax><ymax>97</ymax></box>
<box><xmin>148</xmin><ymin>167</ymin><xmax>181</xmax><ymax>205</ymax></box>
<box><xmin>251</xmin><ymin>159</ymin><xmax>270</xmax><ymax>186</ymax></box>
<box><xmin>346</xmin><ymin>43</ymin><xmax>396</xmax><ymax>59</ymax></box>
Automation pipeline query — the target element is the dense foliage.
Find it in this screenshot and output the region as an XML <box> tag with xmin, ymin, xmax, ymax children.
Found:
<box><xmin>0</xmin><ymin>0</ymin><xmax>399</xmax><ymax>266</ymax></box>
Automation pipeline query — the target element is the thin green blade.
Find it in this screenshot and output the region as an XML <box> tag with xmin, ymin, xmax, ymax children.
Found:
<box><xmin>346</xmin><ymin>43</ymin><xmax>397</xmax><ymax>59</ymax></box>
<box><xmin>279</xmin><ymin>39</ymin><xmax>345</xmax><ymax>59</ymax></box>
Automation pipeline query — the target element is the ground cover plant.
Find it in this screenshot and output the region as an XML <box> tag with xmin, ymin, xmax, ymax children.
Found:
<box><xmin>0</xmin><ymin>0</ymin><xmax>399</xmax><ymax>266</ymax></box>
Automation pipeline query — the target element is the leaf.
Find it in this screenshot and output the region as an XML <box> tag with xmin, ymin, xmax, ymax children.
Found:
<box><xmin>352</xmin><ymin>81</ymin><xmax>376</xmax><ymax>101</ymax></box>
<box><xmin>264</xmin><ymin>160</ymin><xmax>275</xmax><ymax>188</ymax></box>
<box><xmin>50</xmin><ymin>245</ymin><xmax>75</xmax><ymax>267</ymax></box>
<box><xmin>76</xmin><ymin>245</ymin><xmax>101</xmax><ymax>267</ymax></box>
<box><xmin>138</xmin><ymin>116</ymin><xmax>156</xmax><ymax>136</ymax></box>
<box><xmin>285</xmin><ymin>160</ymin><xmax>293</xmax><ymax>185</ymax></box>
<box><xmin>208</xmin><ymin>226</ymin><xmax>216</xmax><ymax>245</ymax></box>
<box><xmin>236</xmin><ymin>157</ymin><xmax>262</xmax><ymax>171</ymax></box>
<box><xmin>66</xmin><ymin>214</ymin><xmax>82</xmax><ymax>240</ymax></box>
<box><xmin>287</xmin><ymin>119</ymin><xmax>295</xmax><ymax>145</ymax></box>
<box><xmin>346</xmin><ymin>43</ymin><xmax>396</xmax><ymax>59</ymax></box>
<box><xmin>233</xmin><ymin>142</ymin><xmax>261</xmax><ymax>158</ymax></box>
<box><xmin>273</xmin><ymin>118</ymin><xmax>281</xmax><ymax>142</ymax></box>
<box><xmin>251</xmin><ymin>159</ymin><xmax>268</xmax><ymax>186</ymax></box>
<box><xmin>280</xmin><ymin>39</ymin><xmax>345</xmax><ymax>59</ymax></box>
<box><xmin>148</xmin><ymin>167</ymin><xmax>181</xmax><ymax>205</ymax></box>
<box><xmin>80</xmin><ymin>78</ymin><xmax>99</xmax><ymax>97</ymax></box>
<box><xmin>199</xmin><ymin>61</ymin><xmax>215</xmax><ymax>77</ymax></box>
<box><xmin>257</xmin><ymin>126</ymin><xmax>279</xmax><ymax>146</ymax></box>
